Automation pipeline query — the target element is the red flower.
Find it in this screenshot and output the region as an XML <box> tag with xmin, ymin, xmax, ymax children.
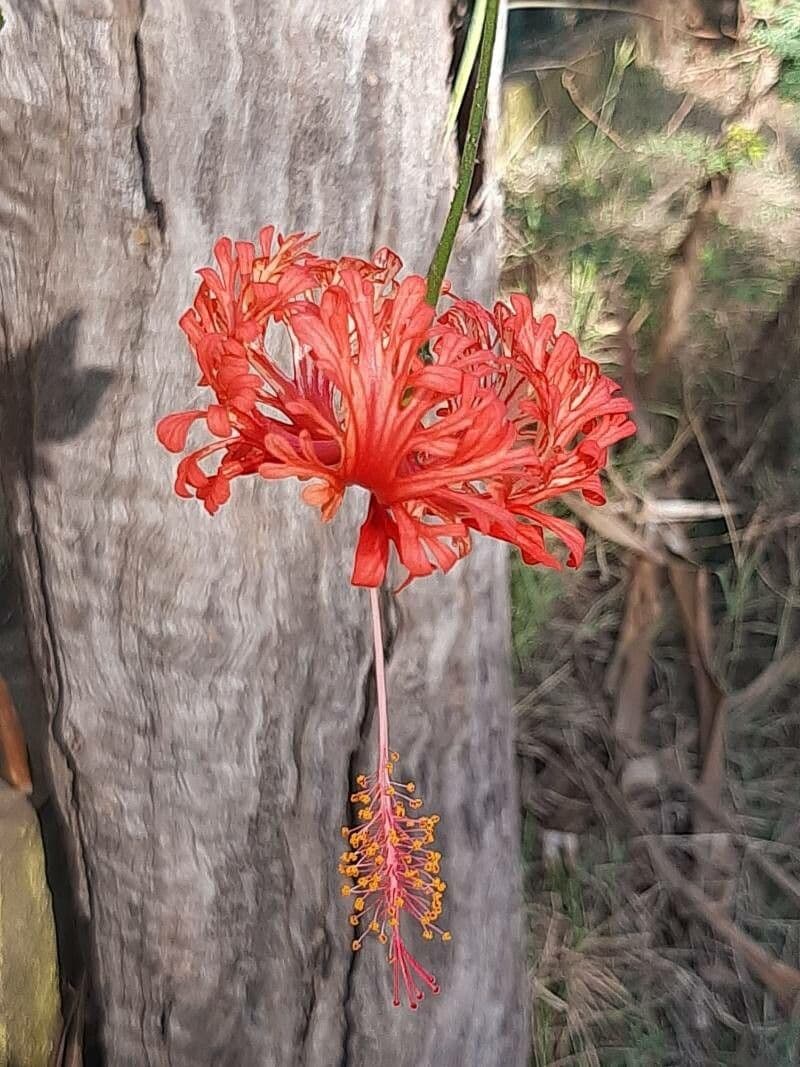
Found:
<box><xmin>156</xmin><ymin>229</ymin><xmax>638</xmax><ymax>1010</ymax></box>
<box><xmin>158</xmin><ymin>229</ymin><xmax>635</xmax><ymax>586</ymax></box>
<box><xmin>434</xmin><ymin>292</ymin><xmax>637</xmax><ymax>570</ymax></box>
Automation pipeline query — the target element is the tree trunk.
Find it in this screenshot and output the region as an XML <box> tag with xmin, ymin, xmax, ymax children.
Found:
<box><xmin>0</xmin><ymin>2</ymin><xmax>528</xmax><ymax>1065</ymax></box>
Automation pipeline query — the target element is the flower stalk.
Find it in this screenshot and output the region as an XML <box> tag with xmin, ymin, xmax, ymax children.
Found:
<box><xmin>370</xmin><ymin>586</ymin><xmax>390</xmax><ymax>770</ymax></box>
<box><xmin>425</xmin><ymin>0</ymin><xmax>501</xmax><ymax>307</ymax></box>
<box><xmin>339</xmin><ymin>587</ymin><xmax>450</xmax><ymax>1008</ymax></box>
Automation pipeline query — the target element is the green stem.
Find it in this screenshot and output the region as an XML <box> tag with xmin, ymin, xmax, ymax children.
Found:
<box><xmin>425</xmin><ymin>0</ymin><xmax>501</xmax><ymax>308</ymax></box>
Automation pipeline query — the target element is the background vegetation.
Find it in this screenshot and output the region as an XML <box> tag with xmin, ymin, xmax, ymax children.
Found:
<box><xmin>503</xmin><ymin>3</ymin><xmax>800</xmax><ymax>1063</ymax></box>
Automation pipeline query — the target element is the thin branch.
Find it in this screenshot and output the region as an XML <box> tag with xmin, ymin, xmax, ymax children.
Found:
<box><xmin>643</xmin><ymin>175</ymin><xmax>729</xmax><ymax>396</ymax></box>
<box><xmin>561</xmin><ymin>70</ymin><xmax>629</xmax><ymax>151</ymax></box>
<box><xmin>726</xmin><ymin>648</ymin><xmax>800</xmax><ymax>718</ymax></box>
<box><xmin>686</xmin><ymin>404</ymin><xmax>743</xmax><ymax>568</ymax></box>
<box><xmin>585</xmin><ymin>768</ymin><xmax>800</xmax><ymax>1015</ymax></box>
<box><xmin>663</xmin><ymin>93</ymin><xmax>696</xmax><ymax>137</ymax></box>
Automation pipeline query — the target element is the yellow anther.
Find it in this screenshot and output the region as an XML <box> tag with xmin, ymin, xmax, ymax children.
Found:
<box><xmin>378</xmin><ymin>933</ymin><xmax>388</xmax><ymax>945</ymax></box>
<box><xmin>422</xmin><ymin>929</ymin><xmax>433</xmax><ymax>941</ymax></box>
<box><xmin>349</xmin><ymin>915</ymin><xmax>360</xmax><ymax>926</ymax></box>
<box><xmin>442</xmin><ymin>932</ymin><xmax>452</xmax><ymax>942</ymax></box>
<box><xmin>341</xmin><ymin>885</ymin><xmax>351</xmax><ymax>897</ymax></box>
<box><xmin>390</xmin><ymin>751</ymin><xmax>400</xmax><ymax>762</ymax></box>
<box><xmin>354</xmin><ymin>898</ymin><xmax>364</xmax><ymax>912</ymax></box>
<box><xmin>352</xmin><ymin>940</ymin><xmax>362</xmax><ymax>952</ymax></box>
<box><xmin>406</xmin><ymin>782</ymin><xmax>415</xmax><ymax>793</ymax></box>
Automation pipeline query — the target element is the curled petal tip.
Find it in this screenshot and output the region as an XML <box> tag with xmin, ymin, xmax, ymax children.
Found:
<box><xmin>156</xmin><ymin>410</ymin><xmax>202</xmax><ymax>453</ymax></box>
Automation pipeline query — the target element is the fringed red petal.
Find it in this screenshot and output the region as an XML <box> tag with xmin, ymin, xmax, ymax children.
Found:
<box><xmin>158</xmin><ymin>226</ymin><xmax>634</xmax><ymax>583</ymax></box>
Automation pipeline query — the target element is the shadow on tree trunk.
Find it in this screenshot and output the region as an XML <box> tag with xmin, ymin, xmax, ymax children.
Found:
<box><xmin>0</xmin><ymin>311</ymin><xmax>115</xmax><ymax>1065</ymax></box>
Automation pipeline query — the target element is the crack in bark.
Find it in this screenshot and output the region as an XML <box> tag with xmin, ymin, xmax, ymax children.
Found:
<box><xmin>160</xmin><ymin>997</ymin><xmax>175</xmax><ymax>1067</ymax></box>
<box><xmin>133</xmin><ymin>4</ymin><xmax>166</xmax><ymax>236</ymax></box>
<box><xmin>297</xmin><ymin>968</ymin><xmax>318</xmax><ymax>1066</ymax></box>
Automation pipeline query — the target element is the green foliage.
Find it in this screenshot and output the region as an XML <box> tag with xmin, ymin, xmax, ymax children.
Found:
<box><xmin>639</xmin><ymin>126</ymin><xmax>767</xmax><ymax>178</ymax></box>
<box><xmin>510</xmin><ymin>151</ymin><xmax>663</xmax><ymax>324</ymax></box>
<box><xmin>568</xmin><ymin>254</ymin><xmax>602</xmax><ymax>343</ymax></box>
<box><xmin>750</xmin><ymin>0</ymin><xmax>800</xmax><ymax>101</ymax></box>
<box><xmin>510</xmin><ymin>552</ymin><xmax>563</xmax><ymax>671</ymax></box>
<box><xmin>543</xmin><ymin>863</ymin><xmax>586</xmax><ymax>939</ymax></box>
<box><xmin>604</xmin><ymin>1020</ymin><xmax>667</xmax><ymax>1067</ymax></box>
<box><xmin>767</xmin><ymin>1024</ymin><xmax>800</xmax><ymax>1066</ymax></box>
<box><xmin>699</xmin><ymin>223</ymin><xmax>786</xmax><ymax>308</ymax></box>
<box><xmin>721</xmin><ymin>123</ymin><xmax>768</xmax><ymax>168</ymax></box>
<box><xmin>515</xmin><ymin>177</ymin><xmax>601</xmax><ymax>249</ymax></box>
<box><xmin>737</xmin><ymin>1022</ymin><xmax>800</xmax><ymax>1066</ymax></box>
<box><xmin>594</xmin><ymin>37</ymin><xmax>637</xmax><ymax>145</ymax></box>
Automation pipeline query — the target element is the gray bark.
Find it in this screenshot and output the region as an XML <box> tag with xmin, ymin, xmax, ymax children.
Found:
<box><xmin>0</xmin><ymin>2</ymin><xmax>528</xmax><ymax>1064</ymax></box>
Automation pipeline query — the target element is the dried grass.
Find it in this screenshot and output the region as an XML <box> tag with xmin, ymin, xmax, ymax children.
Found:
<box><xmin>506</xmin><ymin>5</ymin><xmax>800</xmax><ymax>1063</ymax></box>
